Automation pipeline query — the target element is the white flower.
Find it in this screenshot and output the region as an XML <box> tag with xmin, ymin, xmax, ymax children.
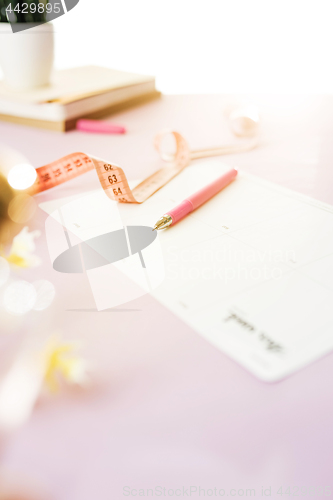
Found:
<box><xmin>5</xmin><ymin>226</ymin><xmax>41</xmax><ymax>268</ymax></box>
<box><xmin>42</xmin><ymin>338</ymin><xmax>89</xmax><ymax>392</ymax></box>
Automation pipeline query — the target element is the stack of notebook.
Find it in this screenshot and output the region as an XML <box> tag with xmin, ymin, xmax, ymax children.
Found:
<box><xmin>0</xmin><ymin>66</ymin><xmax>160</xmax><ymax>132</ymax></box>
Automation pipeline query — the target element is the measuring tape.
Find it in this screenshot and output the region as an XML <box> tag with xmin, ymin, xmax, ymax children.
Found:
<box><xmin>27</xmin><ymin>130</ymin><xmax>257</xmax><ymax>203</ymax></box>
<box><xmin>27</xmin><ymin>131</ymin><xmax>190</xmax><ymax>203</ymax></box>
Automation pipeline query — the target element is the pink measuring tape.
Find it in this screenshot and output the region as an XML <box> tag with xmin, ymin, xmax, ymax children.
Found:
<box><xmin>27</xmin><ymin>130</ymin><xmax>257</xmax><ymax>202</ymax></box>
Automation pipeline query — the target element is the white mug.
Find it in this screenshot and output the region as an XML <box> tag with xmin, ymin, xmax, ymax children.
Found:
<box><xmin>0</xmin><ymin>22</ymin><xmax>54</xmax><ymax>90</ymax></box>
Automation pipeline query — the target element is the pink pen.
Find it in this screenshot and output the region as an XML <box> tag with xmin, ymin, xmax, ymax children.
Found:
<box><xmin>153</xmin><ymin>167</ymin><xmax>238</xmax><ymax>230</ymax></box>
<box><xmin>76</xmin><ymin>119</ymin><xmax>126</xmax><ymax>134</ymax></box>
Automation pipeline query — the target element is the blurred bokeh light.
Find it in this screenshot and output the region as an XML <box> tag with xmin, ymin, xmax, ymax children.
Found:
<box><xmin>3</xmin><ymin>280</ymin><xmax>37</xmax><ymax>316</ymax></box>
<box><xmin>8</xmin><ymin>193</ymin><xmax>37</xmax><ymax>224</ymax></box>
<box><xmin>7</xmin><ymin>163</ymin><xmax>37</xmax><ymax>191</ymax></box>
<box><xmin>32</xmin><ymin>280</ymin><xmax>55</xmax><ymax>311</ymax></box>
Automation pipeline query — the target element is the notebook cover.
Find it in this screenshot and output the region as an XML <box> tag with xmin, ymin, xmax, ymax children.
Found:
<box><xmin>0</xmin><ymin>91</ymin><xmax>161</xmax><ymax>132</ymax></box>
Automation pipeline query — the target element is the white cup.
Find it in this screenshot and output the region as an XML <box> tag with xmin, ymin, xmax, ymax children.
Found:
<box><xmin>0</xmin><ymin>22</ymin><xmax>54</xmax><ymax>90</ymax></box>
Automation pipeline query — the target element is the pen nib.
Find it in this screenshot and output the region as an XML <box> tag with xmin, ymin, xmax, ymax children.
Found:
<box><xmin>152</xmin><ymin>215</ymin><xmax>173</xmax><ymax>231</ymax></box>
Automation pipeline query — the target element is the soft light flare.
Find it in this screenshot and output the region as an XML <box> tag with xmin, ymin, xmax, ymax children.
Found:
<box><xmin>7</xmin><ymin>163</ymin><xmax>37</xmax><ymax>190</ymax></box>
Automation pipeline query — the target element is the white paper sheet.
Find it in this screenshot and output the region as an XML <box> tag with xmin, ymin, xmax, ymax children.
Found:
<box><xmin>39</xmin><ymin>160</ymin><xmax>333</xmax><ymax>381</ymax></box>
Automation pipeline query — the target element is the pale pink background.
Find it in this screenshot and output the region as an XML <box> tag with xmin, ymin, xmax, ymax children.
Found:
<box><xmin>0</xmin><ymin>95</ymin><xmax>333</xmax><ymax>498</ymax></box>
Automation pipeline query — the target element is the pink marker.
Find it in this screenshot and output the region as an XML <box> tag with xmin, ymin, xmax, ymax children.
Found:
<box><xmin>153</xmin><ymin>167</ymin><xmax>238</xmax><ymax>230</ymax></box>
<box><xmin>76</xmin><ymin>119</ymin><xmax>126</xmax><ymax>134</ymax></box>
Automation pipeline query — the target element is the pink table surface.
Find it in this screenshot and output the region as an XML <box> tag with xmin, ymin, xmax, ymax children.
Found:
<box><xmin>0</xmin><ymin>95</ymin><xmax>333</xmax><ymax>499</ymax></box>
